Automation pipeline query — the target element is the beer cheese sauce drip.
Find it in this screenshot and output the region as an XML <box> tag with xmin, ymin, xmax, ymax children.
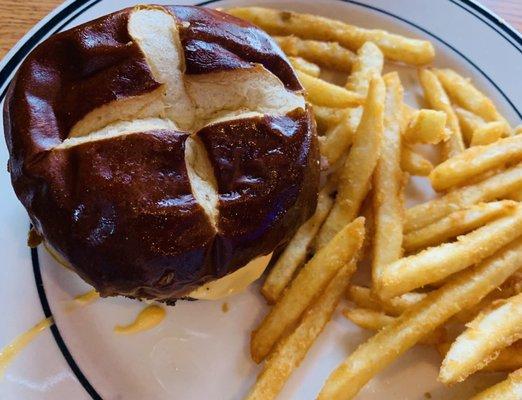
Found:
<box><xmin>114</xmin><ymin>305</ymin><xmax>166</xmax><ymax>334</ymax></box>
<box><xmin>0</xmin><ymin>317</ymin><xmax>54</xmax><ymax>379</ymax></box>
<box><xmin>74</xmin><ymin>289</ymin><xmax>100</xmax><ymax>305</ymax></box>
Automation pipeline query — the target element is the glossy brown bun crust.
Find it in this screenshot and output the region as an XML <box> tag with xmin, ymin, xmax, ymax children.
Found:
<box><xmin>3</xmin><ymin>5</ymin><xmax>319</xmax><ymax>301</ymax></box>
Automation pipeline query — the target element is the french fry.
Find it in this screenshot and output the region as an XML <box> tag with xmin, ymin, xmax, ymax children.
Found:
<box><xmin>262</xmin><ymin>188</ymin><xmax>334</xmax><ymax>303</ymax></box>
<box><xmin>275</xmin><ymin>36</ymin><xmax>356</xmax><ymax>72</ymax></box>
<box><xmin>403</xmin><ymin>200</ymin><xmax>517</xmax><ymax>253</ymax></box>
<box><xmin>437</xmin><ymin>341</ymin><xmax>522</xmax><ymax>373</ymax></box>
<box><xmin>318</xmin><ymin>238</ymin><xmax>522</xmax><ymax>400</ymax></box>
<box><xmin>404</xmin><ymin>163</ymin><xmax>522</xmax><ymax>233</ymax></box>
<box><xmin>471</xmin><ymin>121</ymin><xmax>506</xmax><ymax>146</ymax></box>
<box><xmin>468</xmin><ymin>368</ymin><xmax>521</xmax><ymax>400</ymax></box>
<box><xmin>297</xmin><ymin>70</ymin><xmax>364</xmax><ymax>107</ymax></box>
<box><xmin>226</xmin><ymin>7</ymin><xmax>435</xmax><ymax>65</ymax></box>
<box><xmin>378</xmin><ymin>204</ymin><xmax>522</xmax><ymax>299</ymax></box>
<box><xmin>430</xmin><ymin>135</ymin><xmax>522</xmax><ymax>191</ymax></box>
<box><xmin>508</xmin><ymin>190</ymin><xmax>522</xmax><ymax>201</ymax></box>
<box><xmin>455</xmin><ymin>107</ymin><xmax>486</xmax><ymax>145</ymax></box>
<box><xmin>516</xmin><ymin>125</ymin><xmax>522</xmax><ymax>135</ymax></box>
<box><xmin>345</xmin><ymin>41</ymin><xmax>384</xmax><ymax>95</ymax></box>
<box><xmin>312</xmin><ymin>106</ymin><xmax>348</xmax><ymax>131</ymax></box>
<box><xmin>343</xmin><ymin>307</ymin><xmax>443</xmax><ymax>344</ymax></box>
<box><xmin>316</xmin><ymin>77</ymin><xmax>385</xmax><ymax>249</ymax></box>
<box><xmin>439</xmin><ymin>292</ymin><xmax>522</xmax><ymax>384</ymax></box>
<box><xmin>320</xmin><ymin>107</ymin><xmax>362</xmax><ymax>165</ymax></box>
<box><xmin>418</xmin><ymin>68</ymin><xmax>465</xmax><ymax>159</ymax></box>
<box><xmin>288</xmin><ymin>56</ymin><xmax>320</xmax><ymax>77</ymax></box>
<box><xmin>346</xmin><ymin>285</ymin><xmax>426</xmax><ymax>316</ymax></box>
<box><xmin>372</xmin><ymin>72</ymin><xmax>404</xmax><ymax>291</ymax></box>
<box><xmin>246</xmin><ymin>261</ymin><xmax>356</xmax><ymax>400</ymax></box>
<box><xmin>401</xmin><ymin>145</ymin><xmax>434</xmax><ymax>176</ymax></box>
<box><xmin>403</xmin><ymin>109</ymin><xmax>448</xmax><ymax>144</ymax></box>
<box><xmin>434</xmin><ymin>68</ymin><xmax>512</xmax><ymax>136</ymax></box>
<box><xmin>251</xmin><ymin>218</ymin><xmax>365</xmax><ymax>363</ymax></box>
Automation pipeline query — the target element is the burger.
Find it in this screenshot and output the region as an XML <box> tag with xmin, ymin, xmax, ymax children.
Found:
<box><xmin>3</xmin><ymin>5</ymin><xmax>319</xmax><ymax>302</ymax></box>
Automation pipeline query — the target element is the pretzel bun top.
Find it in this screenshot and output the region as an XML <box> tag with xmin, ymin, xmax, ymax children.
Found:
<box><xmin>3</xmin><ymin>5</ymin><xmax>319</xmax><ymax>301</ymax></box>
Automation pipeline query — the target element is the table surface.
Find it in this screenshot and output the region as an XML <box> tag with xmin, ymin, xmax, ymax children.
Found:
<box><xmin>0</xmin><ymin>0</ymin><xmax>521</xmax><ymax>59</ymax></box>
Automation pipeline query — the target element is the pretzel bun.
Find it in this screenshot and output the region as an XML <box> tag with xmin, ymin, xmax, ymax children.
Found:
<box><xmin>3</xmin><ymin>5</ymin><xmax>319</xmax><ymax>301</ymax></box>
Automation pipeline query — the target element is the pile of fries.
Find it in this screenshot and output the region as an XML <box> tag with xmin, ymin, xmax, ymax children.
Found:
<box><xmin>226</xmin><ymin>7</ymin><xmax>522</xmax><ymax>400</ymax></box>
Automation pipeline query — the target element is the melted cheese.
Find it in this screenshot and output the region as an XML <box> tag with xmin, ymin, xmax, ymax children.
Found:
<box><xmin>189</xmin><ymin>253</ymin><xmax>272</xmax><ymax>300</ymax></box>
<box><xmin>0</xmin><ymin>317</ymin><xmax>54</xmax><ymax>379</ymax></box>
<box><xmin>114</xmin><ymin>305</ymin><xmax>166</xmax><ymax>334</ymax></box>
<box><xmin>74</xmin><ymin>289</ymin><xmax>100</xmax><ymax>305</ymax></box>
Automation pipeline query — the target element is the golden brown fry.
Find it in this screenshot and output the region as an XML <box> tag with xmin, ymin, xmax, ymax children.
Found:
<box><xmin>400</xmin><ymin>145</ymin><xmax>434</xmax><ymax>176</ymax></box>
<box><xmin>226</xmin><ymin>7</ymin><xmax>435</xmax><ymax>65</ymax></box>
<box><xmin>471</xmin><ymin>121</ymin><xmax>506</xmax><ymax>146</ymax></box>
<box><xmin>297</xmin><ymin>70</ymin><xmax>364</xmax><ymax>107</ymax></box>
<box><xmin>251</xmin><ymin>218</ymin><xmax>365</xmax><ymax>363</ymax></box>
<box><xmin>345</xmin><ymin>41</ymin><xmax>384</xmax><ymax>95</ymax></box>
<box><xmin>516</xmin><ymin>125</ymin><xmax>522</xmax><ymax>135</ymax></box>
<box><xmin>468</xmin><ymin>368</ymin><xmax>521</xmax><ymax>400</ymax></box>
<box><xmin>372</xmin><ymin>72</ymin><xmax>404</xmax><ymax>291</ymax></box>
<box><xmin>403</xmin><ymin>109</ymin><xmax>448</xmax><ymax>144</ymax></box>
<box><xmin>312</xmin><ymin>106</ymin><xmax>348</xmax><ymax>132</ymax></box>
<box><xmin>404</xmin><ymin>163</ymin><xmax>522</xmax><ymax>233</ymax></box>
<box><xmin>320</xmin><ymin>107</ymin><xmax>362</xmax><ymax>165</ymax></box>
<box><xmin>430</xmin><ymin>135</ymin><xmax>522</xmax><ymax>191</ymax></box>
<box><xmin>275</xmin><ymin>35</ymin><xmax>356</xmax><ymax>72</ymax></box>
<box><xmin>437</xmin><ymin>341</ymin><xmax>522</xmax><ymax>373</ymax></box>
<box><xmin>403</xmin><ymin>200</ymin><xmax>517</xmax><ymax>253</ymax></box>
<box><xmin>440</xmin><ymin>292</ymin><xmax>522</xmax><ymax>384</ymax></box>
<box><xmin>508</xmin><ymin>191</ymin><xmax>522</xmax><ymax>201</ymax></box>
<box><xmin>288</xmin><ymin>56</ymin><xmax>320</xmax><ymax>77</ymax></box>
<box><xmin>378</xmin><ymin>204</ymin><xmax>522</xmax><ymax>299</ymax></box>
<box><xmin>418</xmin><ymin>69</ymin><xmax>465</xmax><ymax>159</ymax></box>
<box><xmin>262</xmin><ymin>188</ymin><xmax>334</xmax><ymax>303</ymax></box>
<box><xmin>455</xmin><ymin>107</ymin><xmax>486</xmax><ymax>145</ymax></box>
<box><xmin>318</xmin><ymin>238</ymin><xmax>522</xmax><ymax>400</ymax></box>
<box><xmin>316</xmin><ymin>77</ymin><xmax>385</xmax><ymax>249</ymax></box>
<box><xmin>246</xmin><ymin>262</ymin><xmax>356</xmax><ymax>400</ymax></box>
<box><xmin>343</xmin><ymin>307</ymin><xmax>443</xmax><ymax>345</ymax></box>
<box><xmin>434</xmin><ymin>68</ymin><xmax>512</xmax><ymax>136</ymax></box>
<box><xmin>346</xmin><ymin>285</ymin><xmax>426</xmax><ymax>316</ymax></box>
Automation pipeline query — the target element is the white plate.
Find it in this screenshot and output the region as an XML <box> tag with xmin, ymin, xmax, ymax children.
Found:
<box><xmin>0</xmin><ymin>1</ymin><xmax>520</xmax><ymax>399</ymax></box>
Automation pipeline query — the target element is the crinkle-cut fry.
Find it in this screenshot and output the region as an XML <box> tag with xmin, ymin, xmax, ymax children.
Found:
<box><xmin>320</xmin><ymin>107</ymin><xmax>362</xmax><ymax>165</ymax></box>
<box><xmin>404</xmin><ymin>163</ymin><xmax>522</xmax><ymax>233</ymax></box>
<box><xmin>318</xmin><ymin>238</ymin><xmax>522</xmax><ymax>400</ymax></box>
<box><xmin>251</xmin><ymin>218</ymin><xmax>365</xmax><ymax>363</ymax></box>
<box><xmin>440</xmin><ymin>292</ymin><xmax>522</xmax><ymax>384</ymax></box>
<box><xmin>403</xmin><ymin>200</ymin><xmax>518</xmax><ymax>253</ymax></box>
<box><xmin>372</xmin><ymin>72</ymin><xmax>405</xmax><ymax>291</ymax></box>
<box><xmin>430</xmin><ymin>135</ymin><xmax>522</xmax><ymax>191</ymax></box>
<box><xmin>262</xmin><ymin>188</ymin><xmax>334</xmax><ymax>303</ymax></box>
<box><xmin>312</xmin><ymin>105</ymin><xmax>349</xmax><ymax>132</ymax></box>
<box><xmin>297</xmin><ymin>70</ymin><xmax>364</xmax><ymax>108</ymax></box>
<box><xmin>434</xmin><ymin>68</ymin><xmax>512</xmax><ymax>136</ymax></box>
<box><xmin>401</xmin><ymin>145</ymin><xmax>433</xmax><ymax>176</ymax></box>
<box><xmin>468</xmin><ymin>368</ymin><xmax>522</xmax><ymax>400</ymax></box>
<box><xmin>378</xmin><ymin>204</ymin><xmax>522</xmax><ymax>299</ymax></box>
<box><xmin>438</xmin><ymin>341</ymin><xmax>522</xmax><ymax>373</ymax></box>
<box><xmin>403</xmin><ymin>109</ymin><xmax>448</xmax><ymax>144</ymax></box>
<box><xmin>343</xmin><ymin>307</ymin><xmax>443</xmax><ymax>345</ymax></box>
<box><xmin>246</xmin><ymin>262</ymin><xmax>356</xmax><ymax>400</ymax></box>
<box><xmin>288</xmin><ymin>56</ymin><xmax>320</xmax><ymax>77</ymax></box>
<box><xmin>275</xmin><ymin>35</ymin><xmax>356</xmax><ymax>72</ymax></box>
<box><xmin>471</xmin><ymin>121</ymin><xmax>506</xmax><ymax>146</ymax></box>
<box><xmin>455</xmin><ymin>107</ymin><xmax>486</xmax><ymax>145</ymax></box>
<box><xmin>418</xmin><ymin>68</ymin><xmax>465</xmax><ymax>159</ymax></box>
<box><xmin>316</xmin><ymin>77</ymin><xmax>385</xmax><ymax>249</ymax></box>
<box><xmin>346</xmin><ymin>285</ymin><xmax>426</xmax><ymax>316</ymax></box>
<box><xmin>345</xmin><ymin>41</ymin><xmax>384</xmax><ymax>95</ymax></box>
<box><xmin>226</xmin><ymin>7</ymin><xmax>434</xmax><ymax>65</ymax></box>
